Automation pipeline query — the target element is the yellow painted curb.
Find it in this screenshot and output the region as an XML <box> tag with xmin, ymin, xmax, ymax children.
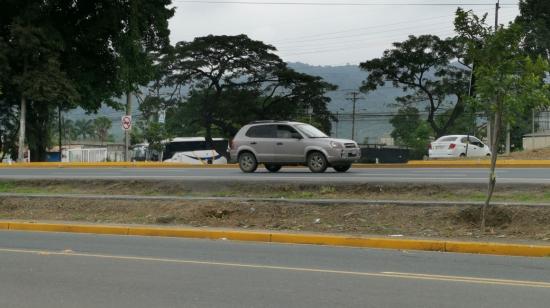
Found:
<box><xmin>444</xmin><ymin>241</ymin><xmax>550</xmax><ymax>258</ymax></box>
<box><xmin>128</xmin><ymin>227</ymin><xmax>271</xmax><ymax>242</ymax></box>
<box><xmin>7</xmin><ymin>222</ymin><xmax>129</xmax><ymax>235</ymax></box>
<box><xmin>1</xmin><ymin>220</ymin><xmax>549</xmax><ymax>258</ymax></box>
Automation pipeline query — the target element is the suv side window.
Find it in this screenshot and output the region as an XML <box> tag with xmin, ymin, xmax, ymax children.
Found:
<box><xmin>245</xmin><ymin>125</ymin><xmax>276</xmax><ymax>138</ymax></box>
<box><xmin>276</xmin><ymin>125</ymin><xmax>299</xmax><ymax>139</ymax></box>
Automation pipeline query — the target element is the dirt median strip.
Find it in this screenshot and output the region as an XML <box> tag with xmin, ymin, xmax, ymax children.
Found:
<box><xmin>1</xmin><ymin>220</ymin><xmax>549</xmax><ymax>257</ymax></box>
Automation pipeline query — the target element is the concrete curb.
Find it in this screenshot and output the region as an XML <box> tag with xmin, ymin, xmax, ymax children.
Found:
<box><xmin>1</xmin><ymin>160</ymin><xmax>550</xmax><ymax>169</ymax></box>
<box><xmin>1</xmin><ymin>220</ymin><xmax>548</xmax><ymax>258</ymax></box>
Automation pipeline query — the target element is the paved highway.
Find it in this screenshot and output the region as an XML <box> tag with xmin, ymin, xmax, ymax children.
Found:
<box><xmin>0</xmin><ymin>231</ymin><xmax>548</xmax><ymax>307</ymax></box>
<box><xmin>0</xmin><ymin>167</ymin><xmax>549</xmax><ymax>184</ymax></box>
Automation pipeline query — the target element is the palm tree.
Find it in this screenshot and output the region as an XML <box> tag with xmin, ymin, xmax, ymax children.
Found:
<box><xmin>93</xmin><ymin>116</ymin><xmax>112</xmax><ymax>145</ymax></box>
<box><xmin>73</xmin><ymin>119</ymin><xmax>95</xmax><ymax>141</ymax></box>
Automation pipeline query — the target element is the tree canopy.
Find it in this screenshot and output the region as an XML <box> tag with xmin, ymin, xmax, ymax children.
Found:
<box><xmin>517</xmin><ymin>0</ymin><xmax>550</xmax><ymax>60</ymax></box>
<box><xmin>360</xmin><ymin>34</ymin><xmax>469</xmax><ymax>138</ymax></box>
<box><xmin>0</xmin><ymin>0</ymin><xmax>174</xmax><ymax>161</ymax></box>
<box><xmin>164</xmin><ymin>34</ymin><xmax>337</xmax><ymax>142</ymax></box>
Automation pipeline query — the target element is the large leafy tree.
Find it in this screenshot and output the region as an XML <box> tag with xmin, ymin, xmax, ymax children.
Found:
<box><xmin>0</xmin><ymin>0</ymin><xmax>174</xmax><ymax>161</ymax></box>
<box><xmin>7</xmin><ymin>22</ymin><xmax>79</xmax><ymax>161</ymax></box>
<box><xmin>470</xmin><ymin>24</ymin><xmax>550</xmax><ymax>229</ymax></box>
<box><xmin>166</xmin><ymin>35</ymin><xmax>336</xmax><ymax>143</ymax></box>
<box><xmin>360</xmin><ymin>35</ymin><xmax>469</xmax><ymax>138</ymax></box>
<box><xmin>517</xmin><ymin>0</ymin><xmax>550</xmax><ymax>60</ymax></box>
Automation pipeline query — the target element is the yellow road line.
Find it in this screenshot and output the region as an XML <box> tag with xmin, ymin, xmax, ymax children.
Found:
<box><xmin>0</xmin><ymin>247</ymin><xmax>548</xmax><ymax>289</ymax></box>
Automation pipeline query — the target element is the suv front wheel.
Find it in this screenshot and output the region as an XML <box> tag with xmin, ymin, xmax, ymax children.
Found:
<box><xmin>307</xmin><ymin>151</ymin><xmax>328</xmax><ymax>173</ymax></box>
<box><xmin>239</xmin><ymin>152</ymin><xmax>258</xmax><ymax>173</ymax></box>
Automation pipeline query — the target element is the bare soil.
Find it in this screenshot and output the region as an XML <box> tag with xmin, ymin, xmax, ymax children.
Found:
<box><xmin>1</xmin><ymin>196</ymin><xmax>549</xmax><ymax>243</ymax></box>
<box><xmin>506</xmin><ymin>147</ymin><xmax>550</xmax><ymax>160</ymax></box>
<box><xmin>2</xmin><ymin>180</ymin><xmax>550</xmax><ymax>243</ymax></box>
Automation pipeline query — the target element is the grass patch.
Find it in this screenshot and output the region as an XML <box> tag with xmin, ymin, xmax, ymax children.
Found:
<box><xmin>2</xmin><ymin>180</ymin><xmax>550</xmax><ymax>204</ymax></box>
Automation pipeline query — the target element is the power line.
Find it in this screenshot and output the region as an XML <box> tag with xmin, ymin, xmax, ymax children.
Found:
<box><xmin>279</xmin><ymin>29</ymin><xmax>456</xmax><ymax>56</ymax></box>
<box><xmin>278</xmin><ymin>9</ymin><xmax>516</xmax><ymax>48</ymax></box>
<box><xmin>277</xmin><ymin>27</ymin><xmax>456</xmax><ymax>54</ymax></box>
<box><xmin>175</xmin><ymin>1</ymin><xmax>518</xmax><ymax>7</ymax></box>
<box><xmin>276</xmin><ymin>20</ymin><xmax>454</xmax><ymax>47</ymax></box>
<box><xmin>273</xmin><ymin>14</ymin><xmax>454</xmax><ymax>43</ymax></box>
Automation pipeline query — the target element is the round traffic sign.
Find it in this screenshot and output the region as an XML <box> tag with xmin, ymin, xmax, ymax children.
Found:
<box><xmin>122</xmin><ymin>115</ymin><xmax>132</xmax><ymax>131</ymax></box>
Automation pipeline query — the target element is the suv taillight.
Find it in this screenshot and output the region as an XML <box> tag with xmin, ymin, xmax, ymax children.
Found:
<box><xmin>428</xmin><ymin>144</ymin><xmax>432</xmax><ymax>150</ymax></box>
<box><xmin>229</xmin><ymin>140</ymin><xmax>235</xmax><ymax>150</ymax></box>
<box><xmin>448</xmin><ymin>143</ymin><xmax>456</xmax><ymax>150</ymax></box>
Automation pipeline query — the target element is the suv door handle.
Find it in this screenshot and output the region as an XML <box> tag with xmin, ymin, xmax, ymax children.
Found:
<box><xmin>250</xmin><ymin>142</ymin><xmax>257</xmax><ymax>145</ymax></box>
<box><xmin>276</xmin><ymin>142</ymin><xmax>283</xmax><ymax>146</ymax></box>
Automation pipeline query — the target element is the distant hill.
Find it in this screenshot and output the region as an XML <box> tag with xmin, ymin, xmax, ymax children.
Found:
<box><xmin>288</xmin><ymin>62</ymin><xmax>402</xmax><ymax>143</ymax></box>
<box><xmin>68</xmin><ymin>62</ymin><xmax>404</xmax><ymax>143</ymax></box>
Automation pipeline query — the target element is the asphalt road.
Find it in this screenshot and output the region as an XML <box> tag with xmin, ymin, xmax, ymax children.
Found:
<box><xmin>0</xmin><ymin>231</ymin><xmax>548</xmax><ymax>308</ymax></box>
<box><xmin>0</xmin><ymin>167</ymin><xmax>550</xmax><ymax>184</ymax></box>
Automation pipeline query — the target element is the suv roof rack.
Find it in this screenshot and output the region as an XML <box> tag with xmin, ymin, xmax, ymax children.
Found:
<box><xmin>248</xmin><ymin>120</ymin><xmax>290</xmax><ymax>124</ymax></box>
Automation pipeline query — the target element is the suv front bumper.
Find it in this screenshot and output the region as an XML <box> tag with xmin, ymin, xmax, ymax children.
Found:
<box><xmin>326</xmin><ymin>147</ymin><xmax>361</xmax><ymax>164</ymax></box>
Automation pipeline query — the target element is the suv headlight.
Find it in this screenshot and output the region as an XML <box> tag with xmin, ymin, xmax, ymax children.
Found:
<box><xmin>329</xmin><ymin>141</ymin><xmax>343</xmax><ymax>149</ymax></box>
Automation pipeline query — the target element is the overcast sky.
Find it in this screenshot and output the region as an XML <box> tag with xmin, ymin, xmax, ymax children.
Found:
<box><xmin>168</xmin><ymin>0</ymin><xmax>520</xmax><ymax>66</ymax></box>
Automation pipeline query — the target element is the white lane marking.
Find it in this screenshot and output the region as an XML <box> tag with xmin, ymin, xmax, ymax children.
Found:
<box><xmin>0</xmin><ymin>247</ymin><xmax>548</xmax><ymax>288</ymax></box>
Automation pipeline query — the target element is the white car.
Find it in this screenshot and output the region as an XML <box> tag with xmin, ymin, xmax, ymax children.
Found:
<box><xmin>429</xmin><ymin>135</ymin><xmax>491</xmax><ymax>158</ymax></box>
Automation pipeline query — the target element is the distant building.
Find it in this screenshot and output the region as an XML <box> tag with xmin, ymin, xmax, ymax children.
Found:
<box><xmin>523</xmin><ymin>110</ymin><xmax>550</xmax><ymax>150</ymax></box>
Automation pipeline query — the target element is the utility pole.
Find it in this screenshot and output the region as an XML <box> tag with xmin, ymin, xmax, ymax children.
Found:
<box><xmin>493</xmin><ymin>0</ymin><xmax>511</xmax><ymax>155</ymax></box>
<box><xmin>335</xmin><ymin>111</ymin><xmax>339</xmax><ymax>138</ymax></box>
<box><xmin>346</xmin><ymin>91</ymin><xmax>364</xmax><ymax>141</ymax></box>
<box><xmin>488</xmin><ymin>0</ymin><xmax>500</xmax><ymax>149</ymax></box>
<box><xmin>495</xmin><ymin>0</ymin><xmax>500</xmax><ymax>30</ymax></box>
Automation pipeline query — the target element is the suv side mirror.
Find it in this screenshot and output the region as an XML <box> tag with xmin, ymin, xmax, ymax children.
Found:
<box><xmin>291</xmin><ymin>132</ymin><xmax>303</xmax><ymax>139</ymax></box>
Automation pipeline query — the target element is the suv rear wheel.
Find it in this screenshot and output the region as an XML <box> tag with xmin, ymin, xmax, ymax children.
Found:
<box><xmin>333</xmin><ymin>164</ymin><xmax>351</xmax><ymax>173</ymax></box>
<box><xmin>239</xmin><ymin>152</ymin><xmax>258</xmax><ymax>173</ymax></box>
<box><xmin>265</xmin><ymin>164</ymin><xmax>282</xmax><ymax>173</ymax></box>
<box><xmin>307</xmin><ymin>151</ymin><xmax>328</xmax><ymax>173</ymax></box>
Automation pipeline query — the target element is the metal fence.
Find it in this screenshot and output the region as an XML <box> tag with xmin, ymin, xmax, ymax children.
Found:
<box><xmin>67</xmin><ymin>148</ymin><xmax>108</xmax><ymax>163</ymax></box>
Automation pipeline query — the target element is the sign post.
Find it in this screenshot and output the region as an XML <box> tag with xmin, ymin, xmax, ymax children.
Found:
<box><xmin>122</xmin><ymin>115</ymin><xmax>132</xmax><ymax>161</ymax></box>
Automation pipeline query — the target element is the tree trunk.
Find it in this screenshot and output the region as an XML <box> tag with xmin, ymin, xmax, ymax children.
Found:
<box><xmin>481</xmin><ymin>108</ymin><xmax>502</xmax><ymax>230</ymax></box>
<box><xmin>58</xmin><ymin>105</ymin><xmax>63</xmax><ymax>162</ymax></box>
<box><xmin>17</xmin><ymin>96</ymin><xmax>27</xmax><ymax>162</ymax></box>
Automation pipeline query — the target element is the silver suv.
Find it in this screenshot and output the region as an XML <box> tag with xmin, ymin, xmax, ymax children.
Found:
<box><xmin>229</xmin><ymin>121</ymin><xmax>361</xmax><ymax>173</ymax></box>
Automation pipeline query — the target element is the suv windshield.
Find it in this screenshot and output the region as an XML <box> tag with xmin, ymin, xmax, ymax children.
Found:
<box><xmin>295</xmin><ymin>124</ymin><xmax>328</xmax><ymax>138</ymax></box>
